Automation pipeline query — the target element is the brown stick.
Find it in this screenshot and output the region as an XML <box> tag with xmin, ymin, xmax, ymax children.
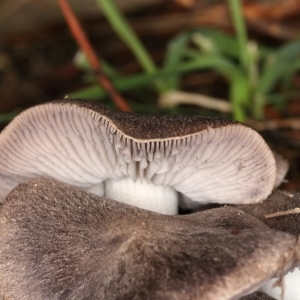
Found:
<box><xmin>265</xmin><ymin>207</ymin><xmax>300</xmax><ymax>219</ymax></box>
<box><xmin>57</xmin><ymin>0</ymin><xmax>132</xmax><ymax>112</ymax></box>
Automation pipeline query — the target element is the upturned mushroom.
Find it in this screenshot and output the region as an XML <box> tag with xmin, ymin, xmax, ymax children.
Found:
<box><xmin>0</xmin><ymin>100</ymin><xmax>285</xmax><ymax>214</ymax></box>
<box><xmin>0</xmin><ymin>178</ymin><xmax>299</xmax><ymax>300</ymax></box>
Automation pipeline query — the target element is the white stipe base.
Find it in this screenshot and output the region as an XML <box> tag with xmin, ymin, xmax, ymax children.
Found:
<box><xmin>85</xmin><ymin>182</ymin><xmax>105</xmax><ymax>197</ymax></box>
<box><xmin>105</xmin><ymin>178</ymin><xmax>178</xmax><ymax>215</ymax></box>
<box><xmin>262</xmin><ymin>268</ymin><xmax>300</xmax><ymax>300</ymax></box>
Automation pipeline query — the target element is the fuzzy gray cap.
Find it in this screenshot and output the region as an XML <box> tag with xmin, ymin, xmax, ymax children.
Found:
<box><xmin>0</xmin><ymin>178</ymin><xmax>299</xmax><ymax>300</ymax></box>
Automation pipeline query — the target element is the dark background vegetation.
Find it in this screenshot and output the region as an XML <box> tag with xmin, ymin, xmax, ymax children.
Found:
<box><xmin>1</xmin><ymin>0</ymin><xmax>300</xmax><ymax>190</ymax></box>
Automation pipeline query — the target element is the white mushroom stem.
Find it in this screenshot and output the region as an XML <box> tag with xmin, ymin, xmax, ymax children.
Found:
<box><xmin>85</xmin><ymin>182</ymin><xmax>105</xmax><ymax>196</ymax></box>
<box><xmin>262</xmin><ymin>268</ymin><xmax>300</xmax><ymax>300</ymax></box>
<box><xmin>105</xmin><ymin>178</ymin><xmax>178</xmax><ymax>215</ymax></box>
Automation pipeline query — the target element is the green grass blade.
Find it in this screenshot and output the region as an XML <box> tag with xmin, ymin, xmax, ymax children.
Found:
<box><xmin>276</xmin><ymin>40</ymin><xmax>300</xmax><ymax>60</ymax></box>
<box><xmin>259</xmin><ymin>60</ymin><xmax>300</xmax><ymax>95</ymax></box>
<box><xmin>95</xmin><ymin>0</ymin><xmax>157</xmax><ymax>74</ymax></box>
<box><xmin>73</xmin><ymin>50</ymin><xmax>119</xmax><ymax>79</ymax></box>
<box><xmin>228</xmin><ymin>0</ymin><xmax>249</xmax><ymax>68</ymax></box>
<box><xmin>254</xmin><ymin>58</ymin><xmax>300</xmax><ymax>119</ymax></box>
<box><xmin>70</xmin><ymin>54</ymin><xmax>250</xmax><ymax>121</ymax></box>
<box><xmin>71</xmin><ymin>55</ymin><xmax>240</xmax><ymax>98</ymax></box>
<box><xmin>0</xmin><ymin>111</ymin><xmax>20</xmax><ymax>123</ymax></box>
<box><xmin>162</xmin><ymin>32</ymin><xmax>192</xmax><ymax>90</ymax></box>
<box><xmin>194</xmin><ymin>29</ymin><xmax>273</xmax><ymax>60</ymax></box>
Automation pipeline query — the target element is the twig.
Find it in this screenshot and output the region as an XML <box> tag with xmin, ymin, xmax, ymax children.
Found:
<box><xmin>158</xmin><ymin>91</ymin><xmax>232</xmax><ymax>113</ymax></box>
<box><xmin>276</xmin><ymin>190</ymin><xmax>294</xmax><ymax>198</ymax></box>
<box><xmin>57</xmin><ymin>0</ymin><xmax>132</xmax><ymax>112</ymax></box>
<box><xmin>265</xmin><ymin>207</ymin><xmax>300</xmax><ymax>219</ymax></box>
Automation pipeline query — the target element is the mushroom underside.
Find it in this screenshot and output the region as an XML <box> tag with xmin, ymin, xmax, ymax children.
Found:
<box><xmin>0</xmin><ymin>100</ymin><xmax>279</xmax><ymax>212</ymax></box>
<box><xmin>0</xmin><ymin>178</ymin><xmax>299</xmax><ymax>300</ymax></box>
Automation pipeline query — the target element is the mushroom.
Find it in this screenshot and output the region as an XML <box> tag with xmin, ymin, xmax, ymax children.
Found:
<box><xmin>0</xmin><ymin>178</ymin><xmax>299</xmax><ymax>300</ymax></box>
<box><xmin>272</xmin><ymin>152</ymin><xmax>289</xmax><ymax>189</ymax></box>
<box><xmin>237</xmin><ymin>190</ymin><xmax>300</xmax><ymax>238</ymax></box>
<box><xmin>237</xmin><ymin>190</ymin><xmax>300</xmax><ymax>300</ymax></box>
<box><xmin>0</xmin><ymin>100</ymin><xmax>281</xmax><ymax>214</ymax></box>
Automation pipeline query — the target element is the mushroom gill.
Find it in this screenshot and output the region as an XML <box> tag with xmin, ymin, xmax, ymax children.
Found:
<box><xmin>0</xmin><ymin>100</ymin><xmax>278</xmax><ymax>213</ymax></box>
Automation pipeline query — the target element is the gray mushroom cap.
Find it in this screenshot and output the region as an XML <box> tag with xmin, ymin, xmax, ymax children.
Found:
<box><xmin>241</xmin><ymin>291</ymin><xmax>276</xmax><ymax>300</ymax></box>
<box><xmin>0</xmin><ymin>100</ymin><xmax>277</xmax><ymax>209</ymax></box>
<box><xmin>237</xmin><ymin>190</ymin><xmax>300</xmax><ymax>237</ymax></box>
<box><xmin>237</xmin><ymin>190</ymin><xmax>300</xmax><ymax>300</ymax></box>
<box><xmin>0</xmin><ymin>178</ymin><xmax>299</xmax><ymax>300</ymax></box>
